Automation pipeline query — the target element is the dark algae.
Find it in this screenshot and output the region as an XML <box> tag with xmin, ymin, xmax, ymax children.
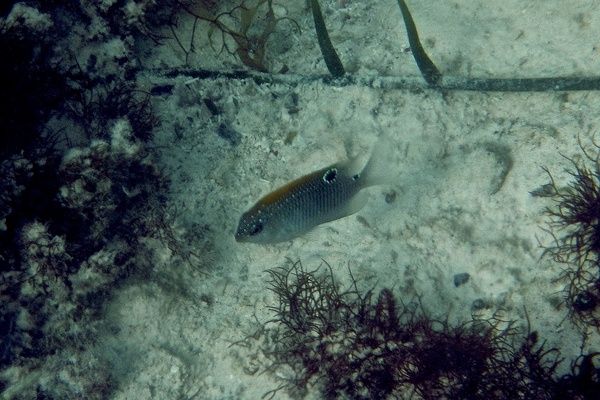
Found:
<box><xmin>236</xmin><ymin>260</ymin><xmax>600</xmax><ymax>400</ymax></box>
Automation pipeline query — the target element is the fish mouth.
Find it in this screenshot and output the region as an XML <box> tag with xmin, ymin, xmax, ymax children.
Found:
<box><xmin>234</xmin><ymin>231</ymin><xmax>247</xmax><ymax>243</ymax></box>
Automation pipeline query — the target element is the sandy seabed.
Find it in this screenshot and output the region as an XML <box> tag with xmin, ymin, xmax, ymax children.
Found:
<box><xmin>2</xmin><ymin>0</ymin><xmax>600</xmax><ymax>399</ymax></box>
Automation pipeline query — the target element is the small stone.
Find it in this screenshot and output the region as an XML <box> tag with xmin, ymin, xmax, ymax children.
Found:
<box><xmin>472</xmin><ymin>298</ymin><xmax>488</xmax><ymax>311</ymax></box>
<box><xmin>385</xmin><ymin>190</ymin><xmax>397</xmax><ymax>204</ymax></box>
<box><xmin>453</xmin><ymin>272</ymin><xmax>470</xmax><ymax>287</ymax></box>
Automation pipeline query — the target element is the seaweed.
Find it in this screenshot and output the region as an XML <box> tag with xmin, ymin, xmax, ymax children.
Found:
<box><xmin>66</xmin><ymin>78</ymin><xmax>159</xmax><ymax>143</ymax></box>
<box><xmin>395</xmin><ymin>0</ymin><xmax>441</xmax><ymax>85</ymax></box>
<box><xmin>555</xmin><ymin>352</ymin><xmax>600</xmax><ymax>398</ymax></box>
<box><xmin>543</xmin><ymin>138</ymin><xmax>600</xmax><ymax>328</ymax></box>
<box><xmin>546</xmin><ymin>160</ymin><xmax>600</xmax><ymax>264</ymax></box>
<box><xmin>177</xmin><ymin>0</ymin><xmax>299</xmax><ymax>70</ymax></box>
<box><xmin>308</xmin><ymin>0</ymin><xmax>344</xmax><ymax>78</ymax></box>
<box><xmin>256</xmin><ymin>260</ymin><xmax>570</xmax><ymax>400</ymax></box>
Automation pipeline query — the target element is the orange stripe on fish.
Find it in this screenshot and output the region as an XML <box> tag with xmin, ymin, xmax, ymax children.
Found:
<box><xmin>256</xmin><ymin>167</ymin><xmax>327</xmax><ymax>208</ymax></box>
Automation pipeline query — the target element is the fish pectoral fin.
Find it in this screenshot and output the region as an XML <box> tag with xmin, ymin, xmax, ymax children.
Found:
<box><xmin>324</xmin><ymin>190</ymin><xmax>369</xmax><ymax>223</ymax></box>
<box><xmin>346</xmin><ymin>191</ymin><xmax>369</xmax><ymax>216</ymax></box>
<box><xmin>298</xmin><ymin>192</ymin><xmax>370</xmax><ymax>242</ymax></box>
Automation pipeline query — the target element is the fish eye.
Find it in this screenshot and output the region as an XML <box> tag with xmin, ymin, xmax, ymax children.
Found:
<box><xmin>249</xmin><ymin>222</ymin><xmax>263</xmax><ymax>236</ymax></box>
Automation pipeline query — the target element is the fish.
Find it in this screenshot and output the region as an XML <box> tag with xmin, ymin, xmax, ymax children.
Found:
<box><xmin>235</xmin><ymin>143</ymin><xmax>393</xmax><ymax>244</ymax></box>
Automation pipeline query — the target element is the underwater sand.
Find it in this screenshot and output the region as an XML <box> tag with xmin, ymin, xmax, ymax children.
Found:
<box><xmin>3</xmin><ymin>0</ymin><xmax>600</xmax><ymax>398</ymax></box>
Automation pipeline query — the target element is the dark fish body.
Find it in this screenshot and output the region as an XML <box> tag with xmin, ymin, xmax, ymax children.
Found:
<box><xmin>236</xmin><ymin>150</ymin><xmax>386</xmax><ymax>244</ymax></box>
